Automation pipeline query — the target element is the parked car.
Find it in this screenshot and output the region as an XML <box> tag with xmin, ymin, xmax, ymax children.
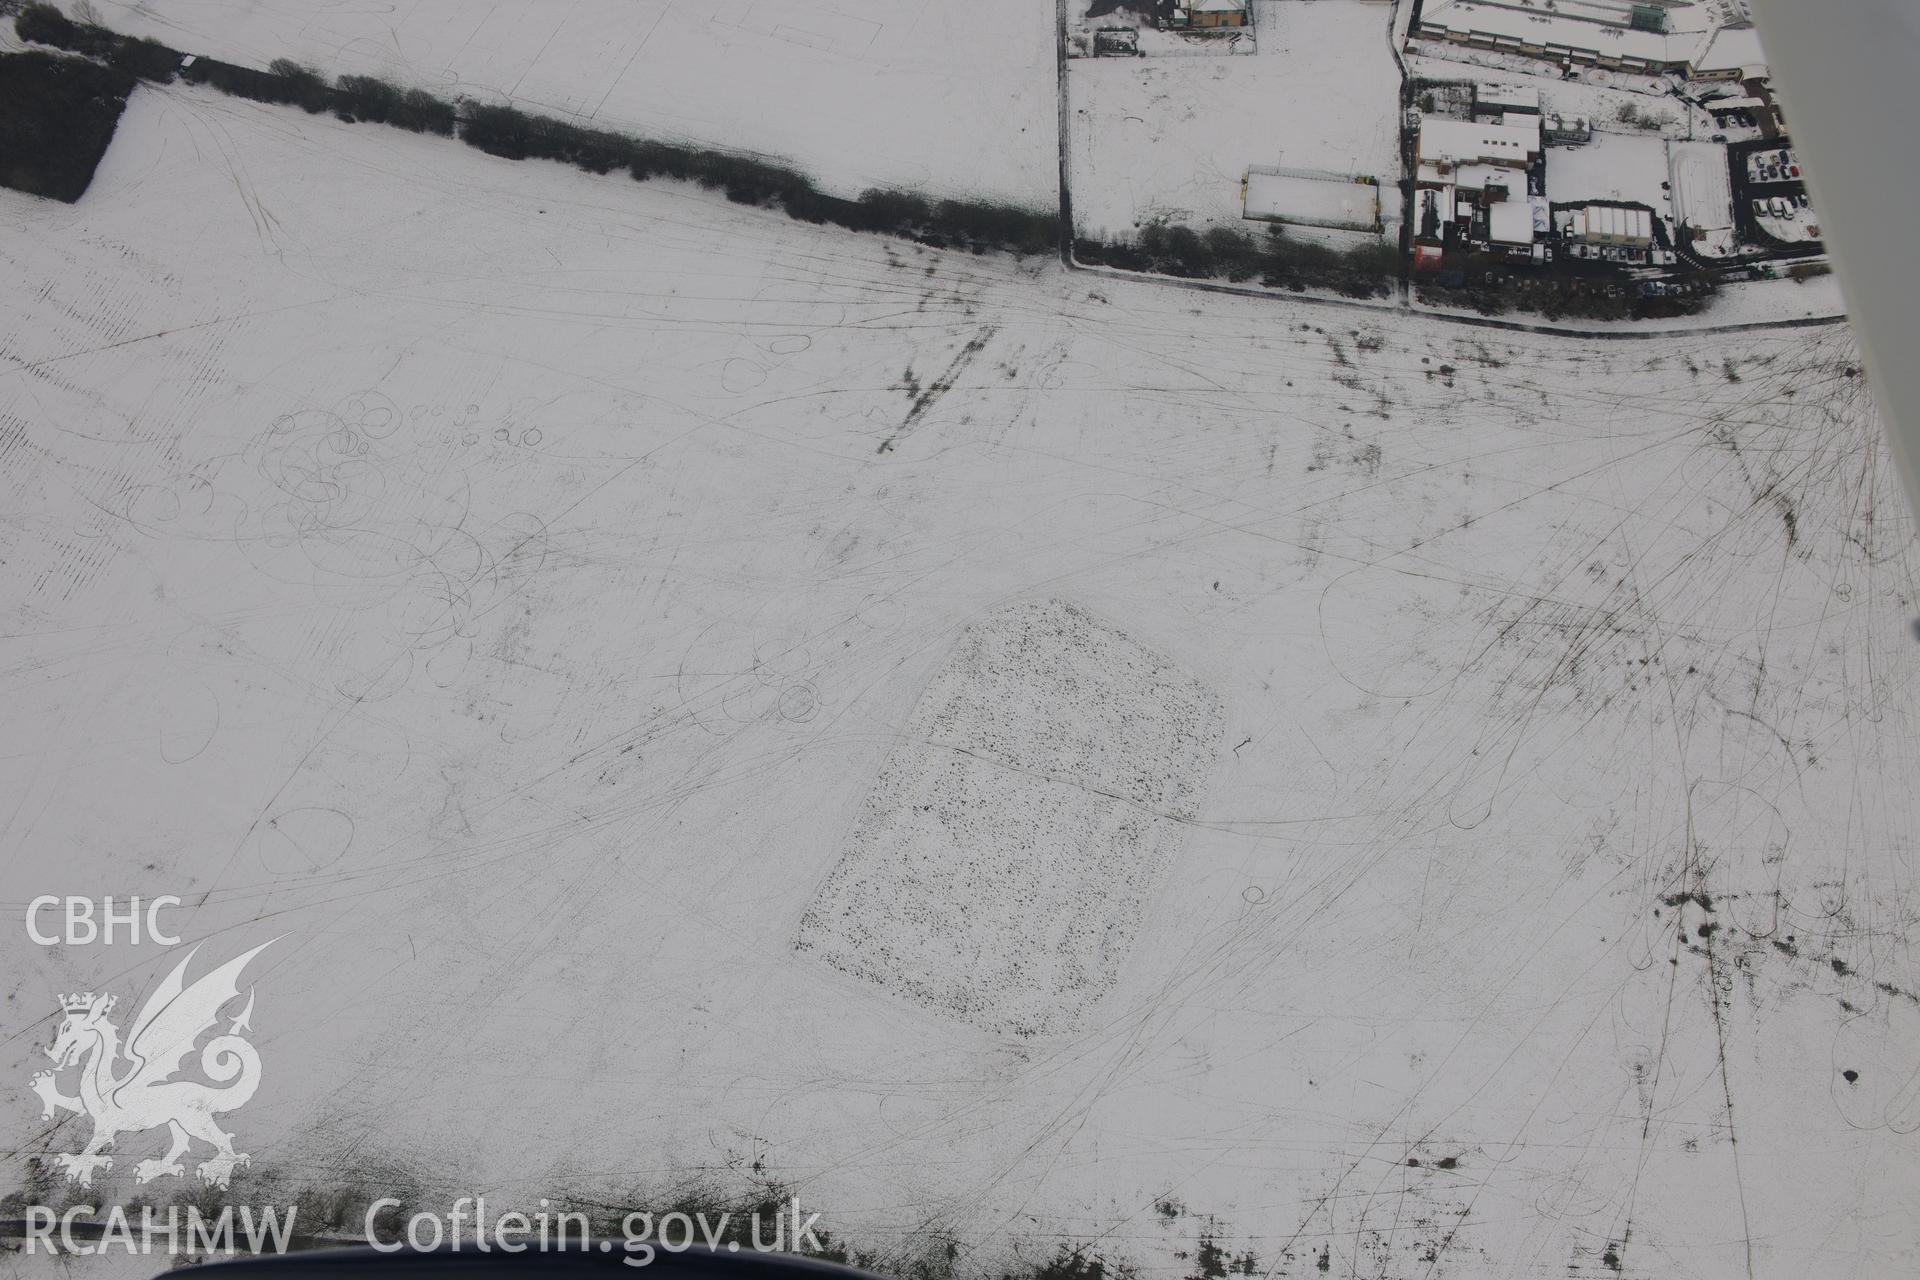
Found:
<box><xmin>1796</xmin><ymin>193</ymin><xmax>1811</xmax><ymax>209</ymax></box>
<box><xmin>1753</xmin><ymin>200</ymin><xmax>1768</xmax><ymax>218</ymax></box>
<box><xmin>1769</xmin><ymin>197</ymin><xmax>1792</xmax><ymax>218</ymax></box>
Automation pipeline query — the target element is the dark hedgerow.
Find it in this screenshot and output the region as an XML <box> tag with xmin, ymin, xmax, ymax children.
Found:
<box><xmin>1416</xmin><ymin>263</ymin><xmax>1716</xmax><ymax>321</ymax></box>
<box><xmin>266</xmin><ymin>58</ymin><xmax>333</xmax><ymax>113</ymax></box>
<box><xmin>334</xmin><ymin>75</ymin><xmax>455</xmax><ymax>135</ymax></box>
<box><xmin>14</xmin><ymin>4</ymin><xmax>115</xmax><ymax>58</ymax></box>
<box><xmin>176</xmin><ymin>55</ymin><xmax>331</xmax><ymax>113</ymax></box>
<box><xmin>459</xmin><ymin>102</ymin><xmax>634</xmax><ymax>173</ymax></box>
<box><xmin>107</xmin><ymin>35</ymin><xmax>185</xmax><ymax>82</ymax></box>
<box><xmin>15</xmin><ymin>5</ymin><xmax>182</xmax><ymax>80</ymax></box>
<box><xmin>0</xmin><ymin>49</ymin><xmax>136</xmax><ymax>203</ymax></box>
<box><xmin>456</xmin><ymin>99</ymin><xmax>1057</xmax><ymax>256</ymax></box>
<box><xmin>12</xmin><ymin>6</ymin><xmax>1059</xmax><ymax>260</ymax></box>
<box><xmin>1076</xmin><ymin>222</ymin><xmax>1397</xmax><ymax>298</ymax></box>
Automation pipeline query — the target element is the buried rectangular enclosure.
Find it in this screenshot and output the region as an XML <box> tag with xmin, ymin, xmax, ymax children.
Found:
<box><xmin>796</xmin><ymin>599</ymin><xmax>1224</xmax><ymax>1037</ymax></box>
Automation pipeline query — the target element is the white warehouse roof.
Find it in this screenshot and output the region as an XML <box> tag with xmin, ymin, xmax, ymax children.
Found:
<box><xmin>1573</xmin><ymin>204</ymin><xmax>1654</xmax><ymax>243</ymax></box>
<box><xmin>1418</xmin><ymin>116</ymin><xmax>1542</xmax><ymax>168</ymax></box>
<box><xmin>1488</xmin><ymin>199</ymin><xmax>1536</xmax><ymax>245</ymax></box>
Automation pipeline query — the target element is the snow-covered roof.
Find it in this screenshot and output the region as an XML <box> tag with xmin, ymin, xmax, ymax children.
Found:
<box><xmin>1574</xmin><ymin>204</ymin><xmax>1654</xmax><ymax>243</ymax></box>
<box><xmin>1189</xmin><ymin>0</ymin><xmax>1247</xmax><ymax>11</ymax></box>
<box><xmin>1453</xmin><ymin>162</ymin><xmax>1522</xmax><ymax>193</ymax></box>
<box><xmin>1242</xmin><ymin>168</ymin><xmax>1380</xmax><ymax>230</ymax></box>
<box><xmin>1418</xmin><ymin>116</ymin><xmax>1541</xmax><ymax>169</ymax></box>
<box><xmin>1478</xmin><ymin>82</ymin><xmax>1541</xmax><ymax>112</ymax></box>
<box><xmin>1691</xmin><ymin>23</ymin><xmax>1767</xmax><ymax>74</ymax></box>
<box><xmin>1488</xmin><ymin>198</ymin><xmax>1535</xmax><ymax>245</ymax></box>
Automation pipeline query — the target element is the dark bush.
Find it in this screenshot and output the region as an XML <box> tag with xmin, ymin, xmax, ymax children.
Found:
<box><xmin>179</xmin><ymin>55</ymin><xmax>330</xmax><ymax>112</ymax></box>
<box><xmin>108</xmin><ymin>36</ymin><xmax>184</xmax><ymax>82</ymax></box>
<box><xmin>266</xmin><ymin>59</ymin><xmax>332</xmax><ymax>113</ymax></box>
<box><xmin>458</xmin><ymin>102</ymin><xmax>538</xmax><ymax>159</ymax></box>
<box><xmin>1162</xmin><ymin>224</ymin><xmax>1210</xmax><ymax>277</ymax></box>
<box><xmin>630</xmin><ymin>138</ymin><xmax>696</xmax><ymax>182</ymax></box>
<box><xmin>0</xmin><ymin>49</ymin><xmax>135</xmax><ymax>202</ymax></box>
<box><xmin>1418</xmin><ymin>263</ymin><xmax>1716</xmax><ymax>322</ymax></box>
<box><xmin>553</xmin><ymin>123</ymin><xmax>635</xmax><ymax>175</ymax></box>
<box><xmin>1204</xmin><ymin>225</ymin><xmax>1262</xmax><ymax>280</ymax></box>
<box><xmin>16</xmin><ymin>5</ymin><xmax>182</xmax><ymax>80</ymax></box>
<box><xmin>14</xmin><ymin>4</ymin><xmax>114</xmax><ymax>57</ymax></box>
<box><xmin>931</xmin><ymin>198</ymin><xmax>1055</xmax><ymax>255</ymax></box>
<box><xmin>1075</xmin><ymin>220</ymin><xmax>1394</xmax><ymax>297</ymax></box>
<box><xmin>688</xmin><ymin>151</ymin><xmax>810</xmax><ymax>207</ymax></box>
<box><xmin>855</xmin><ymin>189</ymin><xmax>932</xmax><ymax>235</ymax></box>
<box><xmin>461</xmin><ymin>103</ymin><xmax>635</xmax><ymax>173</ymax></box>
<box><xmin>781</xmin><ymin>185</ymin><xmax>865</xmax><ymax>227</ymax></box>
<box><xmin>334</xmin><ymin>75</ymin><xmax>454</xmax><ymax>134</ymax></box>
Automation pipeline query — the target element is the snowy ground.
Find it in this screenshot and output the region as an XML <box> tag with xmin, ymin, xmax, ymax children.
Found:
<box><xmin>797</xmin><ymin>598</ymin><xmax>1224</xmax><ymax>1037</ymax></box>
<box><xmin>1753</xmin><ymin>208</ymin><xmax>1821</xmax><ymax>244</ymax></box>
<box><xmin>75</xmin><ymin>0</ymin><xmax>1057</xmax><ymax>206</ymax></box>
<box><xmin>1068</xmin><ymin>0</ymin><xmax>1402</xmax><ymax>238</ymax></box>
<box><xmin>1408</xmin><ymin>53</ymin><xmax>1716</xmax><ymax>141</ymax></box>
<box><xmin>4</xmin><ymin>80</ymin><xmax>1920</xmax><ymax>1280</ymax></box>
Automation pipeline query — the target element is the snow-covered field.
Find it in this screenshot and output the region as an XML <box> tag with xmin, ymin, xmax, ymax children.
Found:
<box><xmin>5</xmin><ymin>75</ymin><xmax>1920</xmax><ymax>1280</ymax></box>
<box><xmin>798</xmin><ymin>598</ymin><xmax>1224</xmax><ymax>1037</ymax></box>
<box><xmin>75</xmin><ymin>0</ymin><xmax>1057</xmax><ymax>206</ymax></box>
<box><xmin>1069</xmin><ymin>0</ymin><xmax>1402</xmax><ymax>238</ymax></box>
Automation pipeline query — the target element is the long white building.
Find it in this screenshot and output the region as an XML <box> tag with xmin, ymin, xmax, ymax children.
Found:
<box><xmin>1413</xmin><ymin>0</ymin><xmax>1769</xmax><ymax>79</ymax></box>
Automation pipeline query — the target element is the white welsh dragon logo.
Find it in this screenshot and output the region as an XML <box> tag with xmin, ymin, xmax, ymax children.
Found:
<box><xmin>31</xmin><ymin>940</ymin><xmax>275</xmax><ymax>1190</ymax></box>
